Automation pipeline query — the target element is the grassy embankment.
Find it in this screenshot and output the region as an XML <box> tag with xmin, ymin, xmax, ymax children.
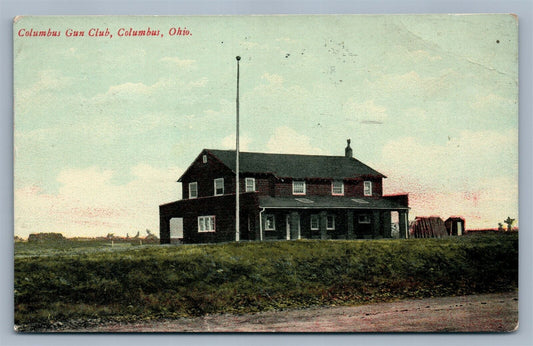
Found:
<box><xmin>15</xmin><ymin>233</ymin><xmax>518</xmax><ymax>329</ymax></box>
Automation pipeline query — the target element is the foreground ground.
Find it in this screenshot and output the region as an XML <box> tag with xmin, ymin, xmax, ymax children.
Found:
<box><xmin>58</xmin><ymin>291</ymin><xmax>518</xmax><ymax>333</ymax></box>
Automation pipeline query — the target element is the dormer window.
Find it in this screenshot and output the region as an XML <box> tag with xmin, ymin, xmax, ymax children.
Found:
<box><xmin>202</xmin><ymin>155</ymin><xmax>207</xmax><ymax>163</ymax></box>
<box><xmin>189</xmin><ymin>182</ymin><xmax>198</xmax><ymax>199</ymax></box>
<box><xmin>332</xmin><ymin>180</ymin><xmax>344</xmax><ymax>195</ymax></box>
<box><xmin>292</xmin><ymin>180</ymin><xmax>306</xmax><ymax>195</ymax></box>
<box><xmin>364</xmin><ymin>181</ymin><xmax>372</xmax><ymax>196</ymax></box>
<box><xmin>245</xmin><ymin>178</ymin><xmax>256</xmax><ymax>192</ymax></box>
<box><xmin>214</xmin><ymin>178</ymin><xmax>224</xmax><ymax>196</ymax></box>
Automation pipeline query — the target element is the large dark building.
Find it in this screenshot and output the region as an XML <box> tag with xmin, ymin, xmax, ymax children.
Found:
<box><xmin>159</xmin><ymin>140</ymin><xmax>409</xmax><ymax>244</ymax></box>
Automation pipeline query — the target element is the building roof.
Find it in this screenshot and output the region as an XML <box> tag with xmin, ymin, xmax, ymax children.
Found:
<box><xmin>204</xmin><ymin>149</ymin><xmax>385</xmax><ymax>180</ymax></box>
<box><xmin>258</xmin><ymin>196</ymin><xmax>408</xmax><ymax>210</ymax></box>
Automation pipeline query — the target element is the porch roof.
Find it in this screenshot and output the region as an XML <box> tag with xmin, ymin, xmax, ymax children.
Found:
<box><xmin>258</xmin><ymin>196</ymin><xmax>409</xmax><ymax>210</ymax></box>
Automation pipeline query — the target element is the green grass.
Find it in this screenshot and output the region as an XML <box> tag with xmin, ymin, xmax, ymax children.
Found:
<box><xmin>14</xmin><ymin>234</ymin><xmax>518</xmax><ymax>330</ymax></box>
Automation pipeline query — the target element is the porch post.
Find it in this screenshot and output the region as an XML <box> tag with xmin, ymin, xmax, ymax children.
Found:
<box><xmin>372</xmin><ymin>210</ymin><xmax>380</xmax><ymax>238</ymax></box>
<box><xmin>399</xmin><ymin>211</ymin><xmax>408</xmax><ymax>239</ymax></box>
<box><xmin>289</xmin><ymin>212</ymin><xmax>300</xmax><ymax>240</ymax></box>
<box><xmin>346</xmin><ymin>210</ymin><xmax>355</xmax><ymax>239</ymax></box>
<box><xmin>254</xmin><ymin>212</ymin><xmax>261</xmax><ymax>241</ymax></box>
<box><xmin>159</xmin><ymin>215</ymin><xmax>170</xmax><ymax>244</ymax></box>
<box><xmin>260</xmin><ymin>211</ymin><xmax>267</xmax><ymax>241</ymax></box>
<box><xmin>381</xmin><ymin>211</ymin><xmax>392</xmax><ymax>238</ymax></box>
<box><xmin>319</xmin><ymin>211</ymin><xmax>328</xmax><ymax>240</ymax></box>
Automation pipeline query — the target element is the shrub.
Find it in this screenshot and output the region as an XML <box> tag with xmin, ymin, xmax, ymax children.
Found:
<box><xmin>14</xmin><ymin>234</ymin><xmax>518</xmax><ymax>329</ymax></box>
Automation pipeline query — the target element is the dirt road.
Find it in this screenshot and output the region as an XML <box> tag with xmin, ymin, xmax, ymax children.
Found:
<box><xmin>65</xmin><ymin>291</ymin><xmax>518</xmax><ymax>333</ymax></box>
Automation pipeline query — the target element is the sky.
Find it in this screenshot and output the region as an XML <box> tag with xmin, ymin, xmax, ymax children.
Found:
<box><xmin>13</xmin><ymin>14</ymin><xmax>518</xmax><ymax>238</ymax></box>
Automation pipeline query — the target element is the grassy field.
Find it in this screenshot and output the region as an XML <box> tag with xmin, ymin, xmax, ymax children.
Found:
<box><xmin>14</xmin><ymin>233</ymin><xmax>518</xmax><ymax>330</ymax></box>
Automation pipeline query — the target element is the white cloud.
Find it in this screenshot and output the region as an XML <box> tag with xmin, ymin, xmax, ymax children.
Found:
<box><xmin>371</xmin><ymin>71</ymin><xmax>422</xmax><ymax>93</ymax></box>
<box><xmin>221</xmin><ymin>134</ymin><xmax>252</xmax><ymax>151</ymax></box>
<box><xmin>343</xmin><ymin>99</ymin><xmax>388</xmax><ymax>124</ymax></box>
<box><xmin>470</xmin><ymin>93</ymin><xmax>516</xmax><ymax>110</ymax></box>
<box><xmin>93</xmin><ymin>75</ymin><xmax>209</xmax><ymax>104</ymax></box>
<box><xmin>159</xmin><ymin>57</ymin><xmax>196</xmax><ymax>67</ymax></box>
<box><xmin>261</xmin><ymin>73</ymin><xmax>284</xmax><ymax>85</ymax></box>
<box><xmin>403</xmin><ymin>107</ymin><xmax>428</xmax><ymax>120</ymax></box>
<box><xmin>275</xmin><ymin>38</ymin><xmax>297</xmax><ymax>43</ymax></box>
<box><xmin>106</xmin><ymin>82</ymin><xmax>152</xmax><ymax>96</ymax></box>
<box><xmin>365</xmin><ymin>69</ymin><xmax>462</xmax><ymax>100</ymax></box>
<box><xmin>266</xmin><ymin>126</ymin><xmax>328</xmax><ymax>155</ymax></box>
<box><xmin>16</xmin><ymin>70</ymin><xmax>73</xmax><ymax>113</ymax></box>
<box><xmin>408</xmin><ymin>49</ymin><xmax>442</xmax><ymax>61</ymax></box>
<box><xmin>15</xmin><ymin>165</ymin><xmax>183</xmax><ymax>238</ymax></box>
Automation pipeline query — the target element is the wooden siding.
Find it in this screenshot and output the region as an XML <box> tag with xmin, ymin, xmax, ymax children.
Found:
<box><xmin>181</xmin><ymin>152</ymin><xmax>235</xmax><ymax>199</ymax></box>
<box><xmin>274</xmin><ymin>179</ymin><xmax>383</xmax><ymax>197</ymax></box>
<box><xmin>160</xmin><ymin>193</ymin><xmax>259</xmax><ymax>243</ymax></box>
<box><xmin>232</xmin><ymin>176</ymin><xmax>274</xmax><ymax>197</ymax></box>
<box><xmin>346</xmin><ymin>178</ymin><xmax>383</xmax><ymax>197</ymax></box>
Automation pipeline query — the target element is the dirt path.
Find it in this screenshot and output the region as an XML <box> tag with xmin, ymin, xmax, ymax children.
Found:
<box><xmin>65</xmin><ymin>291</ymin><xmax>518</xmax><ymax>333</ymax></box>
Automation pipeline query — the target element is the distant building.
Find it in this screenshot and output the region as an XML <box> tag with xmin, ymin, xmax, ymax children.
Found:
<box><xmin>410</xmin><ymin>217</ymin><xmax>449</xmax><ymax>238</ymax></box>
<box><xmin>160</xmin><ymin>140</ymin><xmax>409</xmax><ymax>244</ymax></box>
<box><xmin>445</xmin><ymin>217</ymin><xmax>466</xmax><ymax>236</ymax></box>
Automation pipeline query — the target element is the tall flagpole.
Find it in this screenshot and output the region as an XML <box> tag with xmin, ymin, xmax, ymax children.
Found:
<box><xmin>235</xmin><ymin>56</ymin><xmax>241</xmax><ymax>242</ymax></box>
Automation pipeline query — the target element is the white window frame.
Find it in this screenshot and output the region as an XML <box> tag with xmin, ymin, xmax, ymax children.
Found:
<box><xmin>198</xmin><ymin>215</ymin><xmax>216</xmax><ymax>232</ymax></box>
<box><xmin>292</xmin><ymin>180</ymin><xmax>306</xmax><ymax>195</ymax></box>
<box><xmin>364</xmin><ymin>181</ymin><xmax>372</xmax><ymax>196</ymax></box>
<box><xmin>331</xmin><ymin>180</ymin><xmax>344</xmax><ymax>196</ymax></box>
<box><xmin>188</xmin><ymin>182</ymin><xmax>198</xmax><ymax>199</ymax></box>
<box><xmin>265</xmin><ymin>214</ymin><xmax>276</xmax><ymax>231</ymax></box>
<box><xmin>358</xmin><ymin>214</ymin><xmax>371</xmax><ymax>224</ymax></box>
<box><xmin>326</xmin><ymin>215</ymin><xmax>336</xmax><ymax>230</ymax></box>
<box><xmin>202</xmin><ymin>155</ymin><xmax>207</xmax><ymax>163</ymax></box>
<box><xmin>245</xmin><ymin>177</ymin><xmax>256</xmax><ymax>192</ymax></box>
<box><xmin>214</xmin><ymin>178</ymin><xmax>224</xmax><ymax>196</ymax></box>
<box><xmin>310</xmin><ymin>214</ymin><xmax>319</xmax><ymax>230</ymax></box>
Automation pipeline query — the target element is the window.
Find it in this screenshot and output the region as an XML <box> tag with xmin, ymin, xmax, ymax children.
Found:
<box><xmin>358</xmin><ymin>214</ymin><xmax>371</xmax><ymax>224</ymax></box>
<box><xmin>189</xmin><ymin>182</ymin><xmax>198</xmax><ymax>199</ymax></box>
<box><xmin>292</xmin><ymin>180</ymin><xmax>306</xmax><ymax>195</ymax></box>
<box><xmin>198</xmin><ymin>215</ymin><xmax>216</xmax><ymax>232</ymax></box>
<box><xmin>310</xmin><ymin>215</ymin><xmax>319</xmax><ymax>230</ymax></box>
<box><xmin>265</xmin><ymin>214</ymin><xmax>276</xmax><ymax>230</ymax></box>
<box><xmin>202</xmin><ymin>155</ymin><xmax>207</xmax><ymax>163</ymax></box>
<box><xmin>245</xmin><ymin>178</ymin><xmax>255</xmax><ymax>192</ymax></box>
<box><xmin>332</xmin><ymin>180</ymin><xmax>344</xmax><ymax>195</ymax></box>
<box><xmin>326</xmin><ymin>215</ymin><xmax>335</xmax><ymax>230</ymax></box>
<box><xmin>364</xmin><ymin>181</ymin><xmax>372</xmax><ymax>196</ymax></box>
<box><xmin>214</xmin><ymin>178</ymin><xmax>224</xmax><ymax>196</ymax></box>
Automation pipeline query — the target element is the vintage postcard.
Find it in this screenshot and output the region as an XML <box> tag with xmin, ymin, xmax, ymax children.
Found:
<box><xmin>14</xmin><ymin>15</ymin><xmax>518</xmax><ymax>332</ymax></box>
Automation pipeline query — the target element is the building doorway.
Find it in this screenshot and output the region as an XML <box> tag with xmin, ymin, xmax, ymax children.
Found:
<box><xmin>286</xmin><ymin>214</ymin><xmax>301</xmax><ymax>240</ymax></box>
<box><xmin>169</xmin><ymin>217</ymin><xmax>183</xmax><ymax>244</ymax></box>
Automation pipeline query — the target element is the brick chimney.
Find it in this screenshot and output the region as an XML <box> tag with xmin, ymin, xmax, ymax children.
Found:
<box><xmin>345</xmin><ymin>139</ymin><xmax>353</xmax><ymax>158</ymax></box>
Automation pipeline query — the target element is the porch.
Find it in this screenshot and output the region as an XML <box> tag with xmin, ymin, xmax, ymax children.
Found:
<box><xmin>254</xmin><ymin>195</ymin><xmax>409</xmax><ymax>241</ymax></box>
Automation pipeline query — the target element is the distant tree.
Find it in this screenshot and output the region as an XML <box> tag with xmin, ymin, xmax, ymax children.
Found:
<box><xmin>498</xmin><ymin>223</ymin><xmax>504</xmax><ymax>232</ymax></box>
<box><xmin>134</xmin><ymin>231</ymin><xmax>140</xmax><ymax>239</ymax></box>
<box><xmin>27</xmin><ymin>233</ymin><xmax>66</xmax><ymax>242</ymax></box>
<box><xmin>106</xmin><ymin>233</ymin><xmax>115</xmax><ymax>240</ymax></box>
<box><xmin>504</xmin><ymin>217</ymin><xmax>515</xmax><ymax>232</ymax></box>
<box><xmin>144</xmin><ymin>229</ymin><xmax>158</xmax><ymax>242</ymax></box>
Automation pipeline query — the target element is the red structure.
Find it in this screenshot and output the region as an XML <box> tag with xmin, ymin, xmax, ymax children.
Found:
<box><xmin>410</xmin><ymin>217</ymin><xmax>449</xmax><ymax>238</ymax></box>
<box><xmin>160</xmin><ymin>141</ymin><xmax>409</xmax><ymax>244</ymax></box>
